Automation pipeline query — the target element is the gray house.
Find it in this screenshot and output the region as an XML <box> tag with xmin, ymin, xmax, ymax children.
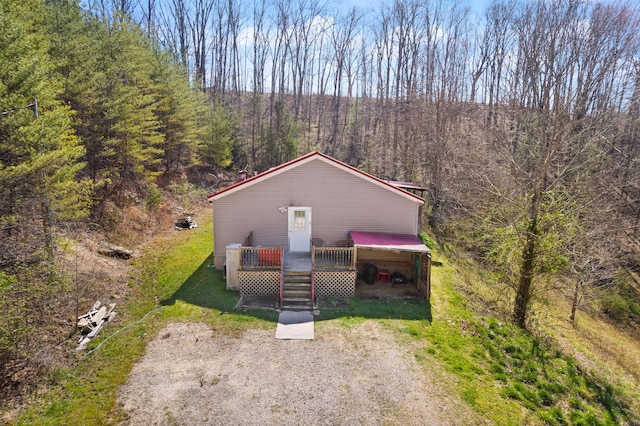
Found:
<box><xmin>208</xmin><ymin>151</ymin><xmax>431</xmax><ymax>310</ymax></box>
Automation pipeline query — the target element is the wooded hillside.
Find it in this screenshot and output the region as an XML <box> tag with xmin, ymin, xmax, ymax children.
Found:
<box><xmin>1</xmin><ymin>0</ymin><xmax>639</xmax><ymax>407</ymax></box>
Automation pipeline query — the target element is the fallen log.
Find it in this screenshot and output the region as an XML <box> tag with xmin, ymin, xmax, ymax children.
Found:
<box><xmin>98</xmin><ymin>242</ymin><xmax>133</xmax><ymax>259</ymax></box>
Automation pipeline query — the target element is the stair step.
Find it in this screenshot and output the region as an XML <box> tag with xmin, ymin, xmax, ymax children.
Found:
<box><xmin>283</xmin><ymin>288</ymin><xmax>311</xmax><ymax>295</ymax></box>
<box><xmin>283</xmin><ymin>283</ymin><xmax>311</xmax><ymax>292</ymax></box>
<box><xmin>280</xmin><ymin>270</ymin><xmax>313</xmax><ymax>311</ymax></box>
<box><xmin>280</xmin><ymin>304</ymin><xmax>312</xmax><ymax>311</ymax></box>
<box><xmin>283</xmin><ymin>282</ymin><xmax>311</xmax><ymax>288</ymax></box>
<box><xmin>282</xmin><ymin>282</ymin><xmax>311</xmax><ymax>288</ymax></box>
<box><xmin>283</xmin><ymin>296</ymin><xmax>311</xmax><ymax>302</ymax></box>
<box><xmin>283</xmin><ymin>275</ymin><xmax>311</xmax><ymax>282</ymax></box>
<box><xmin>283</xmin><ymin>283</ymin><xmax>311</xmax><ymax>288</ymax></box>
<box><xmin>282</xmin><ymin>296</ymin><xmax>312</xmax><ymax>303</ymax></box>
<box><xmin>284</xmin><ymin>272</ymin><xmax>311</xmax><ymax>280</ymax></box>
<box><xmin>283</xmin><ymin>280</ymin><xmax>312</xmax><ymax>286</ymax></box>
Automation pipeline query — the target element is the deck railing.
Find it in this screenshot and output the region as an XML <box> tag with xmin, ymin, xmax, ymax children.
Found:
<box><xmin>239</xmin><ymin>246</ymin><xmax>283</xmax><ymax>270</ymax></box>
<box><xmin>312</xmin><ymin>247</ymin><xmax>356</xmax><ymax>270</ymax></box>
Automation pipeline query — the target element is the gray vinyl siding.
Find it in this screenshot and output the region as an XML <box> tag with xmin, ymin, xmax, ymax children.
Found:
<box><xmin>212</xmin><ymin>158</ymin><xmax>421</xmax><ymax>269</ymax></box>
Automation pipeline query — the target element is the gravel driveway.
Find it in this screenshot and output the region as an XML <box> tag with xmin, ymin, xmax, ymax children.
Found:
<box><xmin>117</xmin><ymin>321</ymin><xmax>477</xmax><ymax>425</ymax></box>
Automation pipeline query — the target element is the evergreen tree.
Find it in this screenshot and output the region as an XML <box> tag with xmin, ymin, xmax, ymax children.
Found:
<box><xmin>99</xmin><ymin>15</ymin><xmax>164</xmax><ymax>194</ymax></box>
<box><xmin>0</xmin><ymin>0</ymin><xmax>88</xmax><ymax>264</ymax></box>
<box><xmin>0</xmin><ymin>0</ymin><xmax>89</xmax><ymax>380</ymax></box>
<box><xmin>70</xmin><ymin>14</ymin><xmax>164</xmax><ymax>209</ymax></box>
<box><xmin>154</xmin><ymin>52</ymin><xmax>206</xmax><ymax>173</ymax></box>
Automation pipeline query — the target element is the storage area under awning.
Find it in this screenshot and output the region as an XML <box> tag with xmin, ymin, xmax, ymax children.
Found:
<box><xmin>348</xmin><ymin>231</ymin><xmax>431</xmax><ymax>300</ymax></box>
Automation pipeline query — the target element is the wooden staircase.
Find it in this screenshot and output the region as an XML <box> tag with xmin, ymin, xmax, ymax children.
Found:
<box><xmin>280</xmin><ymin>271</ymin><xmax>314</xmax><ymax>311</ymax></box>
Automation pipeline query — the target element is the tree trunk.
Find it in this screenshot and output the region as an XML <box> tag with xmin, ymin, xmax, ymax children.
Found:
<box><xmin>41</xmin><ymin>177</ymin><xmax>55</xmax><ymax>262</ymax></box>
<box><xmin>570</xmin><ymin>279</ymin><xmax>581</xmax><ymax>322</ymax></box>
<box><xmin>514</xmin><ymin>191</ymin><xmax>541</xmax><ymax>328</ymax></box>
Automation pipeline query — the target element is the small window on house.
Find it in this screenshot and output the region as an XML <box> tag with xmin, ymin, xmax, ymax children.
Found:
<box><xmin>294</xmin><ymin>210</ymin><xmax>306</xmax><ymax>231</ymax></box>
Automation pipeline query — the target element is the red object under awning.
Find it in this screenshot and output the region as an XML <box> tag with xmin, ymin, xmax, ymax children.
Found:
<box><xmin>348</xmin><ymin>231</ymin><xmax>430</xmax><ymax>253</ymax></box>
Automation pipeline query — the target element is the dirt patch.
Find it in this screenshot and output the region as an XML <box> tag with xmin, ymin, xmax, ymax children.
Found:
<box><xmin>355</xmin><ymin>279</ymin><xmax>423</xmax><ymax>301</ymax></box>
<box><xmin>117</xmin><ymin>321</ymin><xmax>480</xmax><ymax>425</ymax></box>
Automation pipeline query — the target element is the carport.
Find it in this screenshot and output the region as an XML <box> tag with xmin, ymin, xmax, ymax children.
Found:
<box><xmin>348</xmin><ymin>231</ymin><xmax>431</xmax><ymax>301</ymax></box>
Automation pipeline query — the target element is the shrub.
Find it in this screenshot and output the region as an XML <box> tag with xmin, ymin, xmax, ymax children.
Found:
<box><xmin>145</xmin><ymin>183</ymin><xmax>162</xmax><ymax>210</ymax></box>
<box><xmin>419</xmin><ymin>231</ymin><xmax>436</xmax><ymax>250</ymax></box>
<box><xmin>601</xmin><ymin>292</ymin><xmax>631</xmax><ymax>321</ymax></box>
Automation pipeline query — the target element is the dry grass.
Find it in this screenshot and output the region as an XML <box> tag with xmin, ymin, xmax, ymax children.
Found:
<box><xmin>538</xmin><ymin>293</ymin><xmax>640</xmax><ymax>415</ymax></box>
<box><xmin>450</xmin><ymin>251</ymin><xmax>640</xmax><ymax>398</ymax></box>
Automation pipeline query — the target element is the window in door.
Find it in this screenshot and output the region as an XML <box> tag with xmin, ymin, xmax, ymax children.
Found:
<box><xmin>294</xmin><ymin>210</ymin><xmax>306</xmax><ymax>230</ymax></box>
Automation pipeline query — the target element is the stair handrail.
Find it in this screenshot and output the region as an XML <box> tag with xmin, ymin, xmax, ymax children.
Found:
<box><xmin>311</xmin><ymin>245</ymin><xmax>317</xmax><ymax>309</ymax></box>
<box><xmin>279</xmin><ymin>245</ymin><xmax>284</xmax><ymax>308</ymax></box>
<box><xmin>311</xmin><ymin>270</ymin><xmax>316</xmax><ymax>310</ymax></box>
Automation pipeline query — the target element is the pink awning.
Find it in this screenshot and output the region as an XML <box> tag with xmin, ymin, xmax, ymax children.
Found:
<box><xmin>349</xmin><ymin>231</ymin><xmax>430</xmax><ymax>253</ymax></box>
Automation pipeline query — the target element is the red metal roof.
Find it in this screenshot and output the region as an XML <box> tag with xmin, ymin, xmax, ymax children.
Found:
<box><xmin>207</xmin><ymin>151</ymin><xmax>425</xmax><ymax>204</ymax></box>
<box><xmin>349</xmin><ymin>231</ymin><xmax>430</xmax><ymax>253</ymax></box>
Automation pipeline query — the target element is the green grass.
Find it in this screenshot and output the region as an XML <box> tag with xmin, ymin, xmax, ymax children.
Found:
<box><xmin>384</xmin><ymin>257</ymin><xmax>638</xmax><ymax>425</ymax></box>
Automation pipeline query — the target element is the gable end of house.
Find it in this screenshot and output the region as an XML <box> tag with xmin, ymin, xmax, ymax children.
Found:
<box><xmin>208</xmin><ymin>151</ymin><xmax>425</xmax><ymax>205</ymax></box>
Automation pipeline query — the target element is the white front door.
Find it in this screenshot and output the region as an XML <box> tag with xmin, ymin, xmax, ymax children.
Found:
<box><xmin>288</xmin><ymin>207</ymin><xmax>311</xmax><ymax>252</ymax></box>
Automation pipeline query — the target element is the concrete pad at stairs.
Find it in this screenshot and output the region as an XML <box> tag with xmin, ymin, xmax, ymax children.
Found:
<box><xmin>275</xmin><ymin>311</ymin><xmax>314</xmax><ymax>340</ymax></box>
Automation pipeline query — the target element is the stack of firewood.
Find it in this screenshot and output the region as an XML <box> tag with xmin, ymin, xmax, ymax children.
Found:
<box><xmin>76</xmin><ymin>301</ymin><xmax>117</xmax><ymax>351</ymax></box>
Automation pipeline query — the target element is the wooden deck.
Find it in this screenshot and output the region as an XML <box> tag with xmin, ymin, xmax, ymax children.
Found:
<box><xmin>235</xmin><ymin>246</ymin><xmax>428</xmax><ymax>301</ymax></box>
<box><xmin>283</xmin><ymin>249</ymin><xmax>356</xmax><ymax>271</ymax></box>
<box><xmin>283</xmin><ymin>251</ymin><xmax>312</xmax><ymax>271</ymax></box>
<box><xmin>239</xmin><ymin>247</ymin><xmax>356</xmax><ymax>272</ymax></box>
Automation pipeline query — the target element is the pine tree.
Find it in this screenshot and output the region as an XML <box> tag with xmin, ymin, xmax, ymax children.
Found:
<box><xmin>0</xmin><ymin>0</ymin><xmax>89</xmax><ymax>264</ymax></box>
<box><xmin>72</xmin><ymin>14</ymin><xmax>164</xmax><ymax>208</ymax></box>
<box><xmin>154</xmin><ymin>52</ymin><xmax>207</xmax><ymax>173</ymax></box>
<box><xmin>0</xmin><ymin>0</ymin><xmax>89</xmax><ymax>376</ymax></box>
<box><xmin>101</xmin><ymin>16</ymin><xmax>164</xmax><ymax>191</ymax></box>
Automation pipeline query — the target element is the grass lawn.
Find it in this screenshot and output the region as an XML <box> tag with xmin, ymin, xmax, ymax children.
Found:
<box><xmin>13</xmin><ymin>218</ymin><xmax>640</xmax><ymax>425</ymax></box>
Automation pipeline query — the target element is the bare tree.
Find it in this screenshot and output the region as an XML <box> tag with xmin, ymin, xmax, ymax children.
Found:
<box><xmin>156</xmin><ymin>0</ymin><xmax>191</xmax><ymax>68</ymax></box>
<box><xmin>247</xmin><ymin>0</ymin><xmax>269</xmax><ymax>166</ymax></box>
<box><xmin>477</xmin><ymin>0</ymin><xmax>639</xmax><ymax>327</ymax></box>
<box><xmin>268</xmin><ymin>0</ymin><xmax>292</xmax><ymax>129</ymax></box>
<box><xmin>288</xmin><ymin>0</ymin><xmax>327</xmax><ymax>121</ymax></box>
<box><xmin>326</xmin><ymin>8</ymin><xmax>360</xmax><ymax>157</ymax></box>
